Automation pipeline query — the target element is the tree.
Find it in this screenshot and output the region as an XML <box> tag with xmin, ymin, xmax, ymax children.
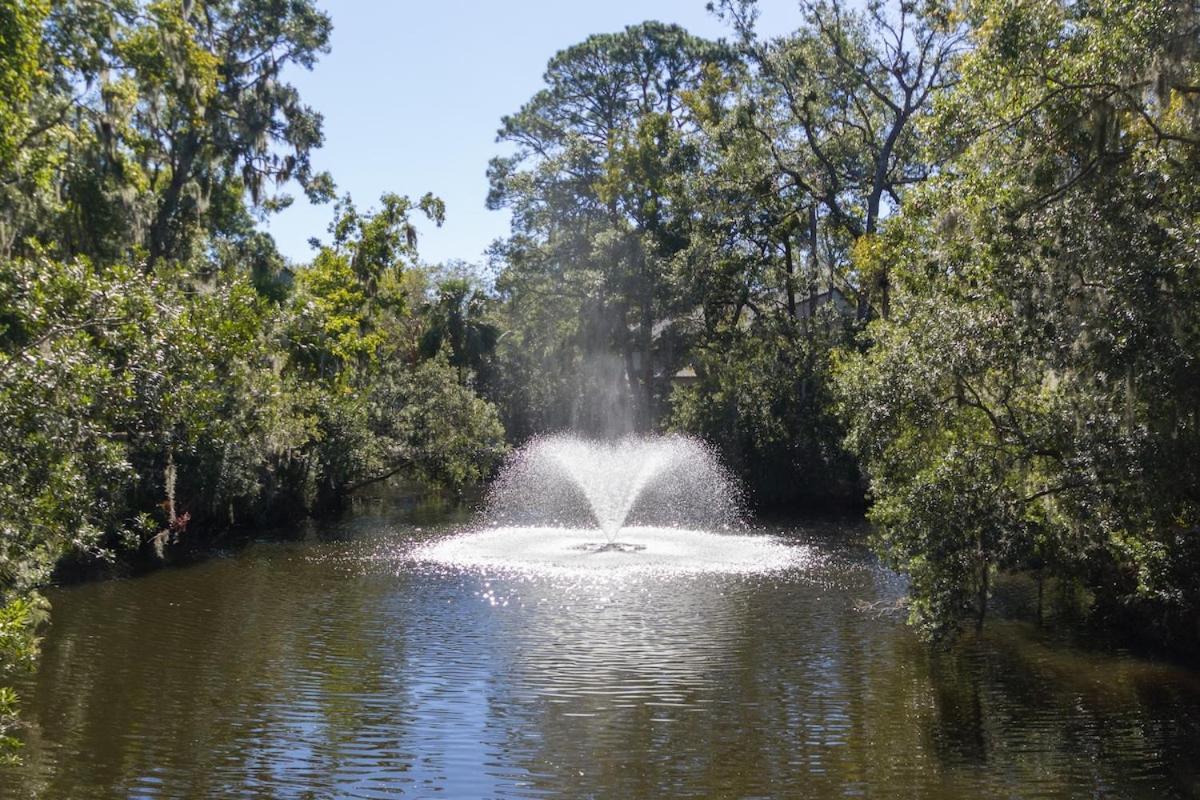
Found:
<box><xmin>488</xmin><ymin>22</ymin><xmax>728</xmax><ymax>432</ymax></box>
<box><xmin>836</xmin><ymin>0</ymin><xmax>1200</xmax><ymax>646</ymax></box>
<box><xmin>670</xmin><ymin>311</ymin><xmax>857</xmax><ymax>508</ymax></box>
<box><xmin>714</xmin><ymin>0</ymin><xmax>965</xmax><ymax>319</ymax></box>
<box><xmin>660</xmin><ymin>4</ymin><xmax>889</xmax><ymax>507</ymax></box>
<box><xmin>285</xmin><ymin>195</ymin><xmax>505</xmax><ymax>509</ymax></box>
<box><xmin>0</xmin><ymin>0</ymin><xmax>48</xmax><ymax>170</ymax></box>
<box><xmin>419</xmin><ymin>275</ymin><xmax>500</xmax><ymax>387</ymax></box>
<box><xmin>3</xmin><ymin>0</ymin><xmax>334</xmax><ymax>264</ymax></box>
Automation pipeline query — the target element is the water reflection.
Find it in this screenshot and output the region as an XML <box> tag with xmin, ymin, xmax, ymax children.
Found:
<box><xmin>1</xmin><ymin>518</ymin><xmax>1198</xmax><ymax>799</ymax></box>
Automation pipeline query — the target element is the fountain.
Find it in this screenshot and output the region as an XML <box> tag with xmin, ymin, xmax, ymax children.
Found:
<box><xmin>412</xmin><ymin>434</ymin><xmax>806</xmax><ymax>577</ymax></box>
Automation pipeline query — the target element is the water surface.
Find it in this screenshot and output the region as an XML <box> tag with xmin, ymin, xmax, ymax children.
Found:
<box><xmin>3</xmin><ymin>501</ymin><xmax>1198</xmax><ymax>798</ymax></box>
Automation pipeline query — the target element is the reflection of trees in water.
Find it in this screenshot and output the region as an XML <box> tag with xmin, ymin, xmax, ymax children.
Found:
<box><xmin>8</xmin><ymin>545</ymin><xmax>410</xmax><ymax>799</ymax></box>
<box><xmin>925</xmin><ymin>626</ymin><xmax>1200</xmax><ymax>795</ymax></box>
<box><xmin>6</xmin><ymin>526</ymin><xmax>1200</xmax><ymax>798</ymax></box>
<box><xmin>487</xmin><ymin>552</ymin><xmax>1200</xmax><ymax>798</ymax></box>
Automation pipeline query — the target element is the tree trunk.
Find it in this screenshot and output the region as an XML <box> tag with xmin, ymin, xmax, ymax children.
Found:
<box><xmin>1036</xmin><ymin>569</ymin><xmax>1045</xmax><ymax>626</ymax></box>
<box><xmin>783</xmin><ymin>235</ymin><xmax>797</xmax><ymax>319</ymax></box>
<box><xmin>976</xmin><ymin>550</ymin><xmax>990</xmax><ymax>634</ymax></box>
<box><xmin>148</xmin><ymin>135</ymin><xmax>199</xmax><ymax>266</ymax></box>
<box><xmin>639</xmin><ymin>304</ymin><xmax>653</xmax><ymax>431</ymax></box>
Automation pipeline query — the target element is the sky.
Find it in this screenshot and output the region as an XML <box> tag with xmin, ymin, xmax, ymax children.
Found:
<box><xmin>264</xmin><ymin>0</ymin><xmax>800</xmax><ymax>268</ymax></box>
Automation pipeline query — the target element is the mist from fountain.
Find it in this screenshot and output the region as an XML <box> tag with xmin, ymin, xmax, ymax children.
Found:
<box><xmin>544</xmin><ymin>437</ymin><xmax>671</xmax><ymax>543</ymax></box>
<box><xmin>488</xmin><ymin>434</ymin><xmax>741</xmax><ymax>544</ymax></box>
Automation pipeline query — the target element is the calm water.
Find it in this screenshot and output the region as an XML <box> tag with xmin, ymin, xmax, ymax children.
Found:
<box><xmin>4</xmin><ymin>500</ymin><xmax>1199</xmax><ymax>799</ymax></box>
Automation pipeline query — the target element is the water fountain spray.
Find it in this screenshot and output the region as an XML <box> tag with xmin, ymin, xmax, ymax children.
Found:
<box><xmin>413</xmin><ymin>434</ymin><xmax>806</xmax><ymax>577</ymax></box>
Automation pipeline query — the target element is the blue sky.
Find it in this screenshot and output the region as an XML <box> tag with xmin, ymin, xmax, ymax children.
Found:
<box><xmin>265</xmin><ymin>0</ymin><xmax>800</xmax><ymax>268</ymax></box>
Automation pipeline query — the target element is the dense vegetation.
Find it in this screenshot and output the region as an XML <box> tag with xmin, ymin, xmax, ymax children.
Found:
<box><xmin>483</xmin><ymin>0</ymin><xmax>1200</xmax><ymax>654</ymax></box>
<box><xmin>1</xmin><ymin>0</ymin><xmax>1197</xmax><ymax>760</ymax></box>
<box><xmin>0</xmin><ymin>0</ymin><xmax>506</xmax><ymax>755</ymax></box>
<box><xmin>836</xmin><ymin>0</ymin><xmax>1200</xmax><ymax>647</ymax></box>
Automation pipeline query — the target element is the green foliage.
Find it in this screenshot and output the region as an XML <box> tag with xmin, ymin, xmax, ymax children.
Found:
<box><xmin>670</xmin><ymin>314</ymin><xmax>856</xmax><ymax>508</ymax></box>
<box><xmin>488</xmin><ymin>22</ymin><xmax>729</xmax><ymax>433</ymax></box>
<box><xmin>0</xmin><ymin>0</ymin><xmax>47</xmax><ymax>170</ymax></box>
<box><xmin>835</xmin><ymin>0</ymin><xmax>1200</xmax><ymax>645</ymax></box>
<box><xmin>0</xmin><ymin>6</ymin><xmax>507</xmax><ymax>761</ymax></box>
<box><xmin>0</xmin><ymin>594</ymin><xmax>46</xmax><ymax>762</ymax></box>
<box><xmin>0</xmin><ymin>257</ymin><xmax>152</xmax><ymax>578</ymax></box>
<box><xmin>369</xmin><ymin>353</ymin><xmax>507</xmax><ymax>489</ymax></box>
<box><xmin>419</xmin><ymin>276</ymin><xmax>499</xmax><ymax>387</ymax></box>
<box><xmin>713</xmin><ymin>0</ymin><xmax>966</xmax><ymax>318</ymax></box>
<box><xmin>2</xmin><ymin>0</ymin><xmax>334</xmax><ymax>264</ymax></box>
<box><xmin>281</xmin><ymin>196</ymin><xmax>507</xmax><ymax>508</ymax></box>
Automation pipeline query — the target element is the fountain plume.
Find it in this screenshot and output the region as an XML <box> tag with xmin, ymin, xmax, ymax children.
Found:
<box><xmin>485</xmin><ymin>434</ymin><xmax>742</xmax><ymax>539</ymax></box>
<box><xmin>413</xmin><ymin>433</ymin><xmax>803</xmax><ymax>577</ymax></box>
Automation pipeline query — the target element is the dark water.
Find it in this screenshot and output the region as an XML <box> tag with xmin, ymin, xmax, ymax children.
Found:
<box><xmin>4</xmin><ymin>501</ymin><xmax>1199</xmax><ymax>799</ymax></box>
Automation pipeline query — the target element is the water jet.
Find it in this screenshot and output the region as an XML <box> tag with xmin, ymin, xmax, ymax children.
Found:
<box><xmin>414</xmin><ymin>434</ymin><xmax>805</xmax><ymax>576</ymax></box>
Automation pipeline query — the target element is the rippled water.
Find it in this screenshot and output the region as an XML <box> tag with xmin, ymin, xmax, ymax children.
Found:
<box><xmin>3</xmin><ymin>501</ymin><xmax>1199</xmax><ymax>798</ymax></box>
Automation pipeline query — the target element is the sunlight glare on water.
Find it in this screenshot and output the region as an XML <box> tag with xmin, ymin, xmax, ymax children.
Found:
<box><xmin>410</xmin><ymin>525</ymin><xmax>814</xmax><ymax>578</ymax></box>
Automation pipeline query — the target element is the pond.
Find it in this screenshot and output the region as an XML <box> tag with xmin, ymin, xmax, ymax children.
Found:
<box><xmin>2</xmin><ymin>497</ymin><xmax>1199</xmax><ymax>799</ymax></box>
